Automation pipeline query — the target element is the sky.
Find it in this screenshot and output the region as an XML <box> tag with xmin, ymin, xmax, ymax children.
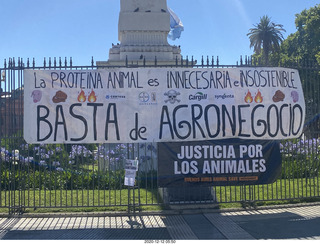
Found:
<box><xmin>0</xmin><ymin>0</ymin><xmax>319</xmax><ymax>67</ymax></box>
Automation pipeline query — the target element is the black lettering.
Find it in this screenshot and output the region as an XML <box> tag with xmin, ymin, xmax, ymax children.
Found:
<box><xmin>87</xmin><ymin>103</ymin><xmax>103</xmax><ymax>141</ymax></box>
<box><xmin>238</xmin><ymin>105</ymin><xmax>250</xmax><ymax>137</ymax></box>
<box><xmin>159</xmin><ymin>106</ymin><xmax>174</xmax><ymax>139</ymax></box>
<box><xmin>184</xmin><ymin>71</ymin><xmax>191</xmax><ymax>89</ymax></box>
<box><xmin>191</xmin><ymin>104</ymin><xmax>205</xmax><ymax>139</ymax></box>
<box><xmin>80</xmin><ymin>72</ymin><xmax>86</xmax><ymax>89</ymax></box>
<box><xmin>34</xmin><ymin>72</ymin><xmax>46</xmax><ymax>88</ymax></box>
<box><xmin>69</xmin><ymin>104</ymin><xmax>88</xmax><ymax>141</ymax></box>
<box><xmin>216</xmin><ymin>71</ymin><xmax>224</xmax><ymax>89</ymax></box>
<box><xmin>279</xmin><ymin>104</ymin><xmax>289</xmax><ymax>136</ymax></box>
<box><xmin>240</xmin><ymin>70</ymin><xmax>248</xmax><ymax>87</ymax></box>
<box><xmin>34</xmin><ymin>72</ymin><xmax>40</xmax><ymax>88</ymax></box>
<box><xmin>54</xmin><ymin>105</ymin><xmax>68</xmax><ymax>141</ymax></box>
<box><xmin>108</xmin><ymin>72</ymin><xmax>115</xmax><ymax>88</ymax></box>
<box><xmin>104</xmin><ymin>103</ymin><xmax>120</xmax><ymax>140</ymax></box>
<box><xmin>251</xmin><ymin>105</ymin><xmax>267</xmax><ymax>137</ymax></box>
<box><xmin>292</xmin><ymin>104</ymin><xmax>303</xmax><ymax>136</ymax></box>
<box><xmin>204</xmin><ymin>104</ymin><xmax>220</xmax><ymax>138</ymax></box>
<box><xmin>201</xmin><ymin>71</ymin><xmax>209</xmax><ymax>89</ymax></box>
<box><xmin>115</xmin><ymin>72</ymin><xmax>124</xmax><ymax>88</ymax></box>
<box><xmin>290</xmin><ymin>72</ymin><xmax>297</xmax><ymax>89</ymax></box>
<box><xmin>97</xmin><ymin>73</ymin><xmax>103</xmax><ymax>88</ymax></box>
<box><xmin>188</xmin><ymin>71</ymin><xmax>196</xmax><ymax>89</ymax></box>
<box><xmin>37</xmin><ymin>105</ymin><xmax>52</xmax><ymax>141</ymax></box>
<box><xmin>225</xmin><ymin>71</ymin><xmax>231</xmax><ymax>88</ymax></box>
<box><xmin>148</xmin><ymin>78</ymin><xmax>159</xmax><ymax>87</ymax></box>
<box><xmin>129</xmin><ymin>113</ymin><xmax>147</xmax><ymax>141</ymax></box>
<box><xmin>59</xmin><ymin>72</ymin><xmax>67</xmax><ymax>88</ymax></box>
<box><xmin>222</xmin><ymin>105</ymin><xmax>236</xmax><ymax>136</ymax></box>
<box><xmin>247</xmin><ymin>70</ymin><xmax>254</xmax><ymax>86</ymax></box>
<box><xmin>173</xmin><ymin>105</ymin><xmax>191</xmax><ymax>139</ymax></box>
<box><xmin>51</xmin><ymin>72</ymin><xmax>59</xmax><ymax>88</ymax></box>
<box><xmin>267</xmin><ymin>105</ymin><xmax>279</xmax><ymax>137</ymax></box>
<box><xmin>67</xmin><ymin>72</ymin><xmax>75</xmax><ymax>88</ymax></box>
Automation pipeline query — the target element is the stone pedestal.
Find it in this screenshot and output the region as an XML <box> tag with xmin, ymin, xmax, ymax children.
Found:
<box><xmin>159</xmin><ymin>187</ymin><xmax>217</xmax><ymax>206</ymax></box>
<box><xmin>98</xmin><ymin>0</ymin><xmax>182</xmax><ymax>66</ymax></box>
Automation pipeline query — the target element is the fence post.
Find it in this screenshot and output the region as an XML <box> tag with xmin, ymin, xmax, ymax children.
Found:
<box><xmin>127</xmin><ymin>186</ymin><xmax>130</xmax><ymax>213</ymax></box>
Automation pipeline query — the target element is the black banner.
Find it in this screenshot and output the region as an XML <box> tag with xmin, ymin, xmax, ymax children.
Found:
<box><xmin>158</xmin><ymin>139</ymin><xmax>281</xmax><ymax>187</ymax></box>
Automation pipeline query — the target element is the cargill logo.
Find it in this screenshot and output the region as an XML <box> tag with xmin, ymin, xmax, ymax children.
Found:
<box><xmin>189</xmin><ymin>92</ymin><xmax>208</xmax><ymax>101</ymax></box>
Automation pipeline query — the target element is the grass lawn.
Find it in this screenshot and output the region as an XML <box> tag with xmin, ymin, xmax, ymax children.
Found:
<box><xmin>217</xmin><ymin>177</ymin><xmax>320</xmax><ymax>208</ymax></box>
<box><xmin>0</xmin><ymin>188</ymin><xmax>163</xmax><ymax>213</ymax></box>
<box><xmin>0</xmin><ymin>177</ymin><xmax>319</xmax><ymax>213</ymax></box>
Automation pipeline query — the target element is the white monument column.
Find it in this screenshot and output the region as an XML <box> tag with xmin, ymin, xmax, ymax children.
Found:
<box><xmin>97</xmin><ymin>0</ymin><xmax>182</xmax><ymax>66</ymax></box>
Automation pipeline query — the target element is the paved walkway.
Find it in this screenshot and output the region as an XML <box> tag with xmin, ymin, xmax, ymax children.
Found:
<box><xmin>0</xmin><ymin>204</ymin><xmax>320</xmax><ymax>240</ymax></box>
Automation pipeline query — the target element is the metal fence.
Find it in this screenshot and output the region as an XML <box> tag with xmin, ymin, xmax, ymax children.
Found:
<box><xmin>0</xmin><ymin>56</ymin><xmax>320</xmax><ymax>215</ymax></box>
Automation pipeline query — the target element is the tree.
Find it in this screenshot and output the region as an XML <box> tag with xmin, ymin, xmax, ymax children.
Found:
<box><xmin>277</xmin><ymin>4</ymin><xmax>320</xmax><ymax>138</ymax></box>
<box><xmin>279</xmin><ymin>4</ymin><xmax>320</xmax><ymax>65</ymax></box>
<box><xmin>247</xmin><ymin>15</ymin><xmax>286</xmax><ymax>65</ymax></box>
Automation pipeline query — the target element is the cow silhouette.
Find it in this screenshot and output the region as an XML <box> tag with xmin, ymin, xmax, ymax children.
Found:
<box><xmin>31</xmin><ymin>90</ymin><xmax>42</xmax><ymax>103</ymax></box>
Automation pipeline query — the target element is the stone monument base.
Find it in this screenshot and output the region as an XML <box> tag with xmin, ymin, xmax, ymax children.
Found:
<box><xmin>159</xmin><ymin>187</ymin><xmax>218</xmax><ymax>208</ymax></box>
<box><xmin>96</xmin><ymin>59</ymin><xmax>183</xmax><ymax>67</ymax></box>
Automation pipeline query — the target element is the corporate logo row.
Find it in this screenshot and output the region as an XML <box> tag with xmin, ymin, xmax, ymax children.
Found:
<box><xmin>106</xmin><ymin>90</ymin><xmax>233</xmax><ymax>105</ymax></box>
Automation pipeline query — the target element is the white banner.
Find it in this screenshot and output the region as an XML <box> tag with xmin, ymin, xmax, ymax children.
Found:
<box><xmin>23</xmin><ymin>67</ymin><xmax>305</xmax><ymax>144</ymax></box>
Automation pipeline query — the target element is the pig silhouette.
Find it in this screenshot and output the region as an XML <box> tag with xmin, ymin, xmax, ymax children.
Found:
<box><xmin>31</xmin><ymin>90</ymin><xmax>42</xmax><ymax>103</ymax></box>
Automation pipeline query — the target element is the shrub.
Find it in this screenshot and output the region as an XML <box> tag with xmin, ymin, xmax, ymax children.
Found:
<box><xmin>280</xmin><ymin>138</ymin><xmax>320</xmax><ymax>178</ymax></box>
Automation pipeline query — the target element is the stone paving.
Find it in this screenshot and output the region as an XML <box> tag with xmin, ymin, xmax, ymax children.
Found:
<box><xmin>0</xmin><ymin>204</ymin><xmax>320</xmax><ymax>240</ymax></box>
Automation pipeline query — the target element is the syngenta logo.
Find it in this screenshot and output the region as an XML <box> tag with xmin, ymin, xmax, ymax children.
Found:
<box><xmin>215</xmin><ymin>93</ymin><xmax>235</xmax><ymax>100</ymax></box>
<box><xmin>189</xmin><ymin>92</ymin><xmax>208</xmax><ymax>101</ymax></box>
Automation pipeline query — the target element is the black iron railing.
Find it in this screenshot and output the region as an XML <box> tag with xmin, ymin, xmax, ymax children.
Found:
<box><xmin>0</xmin><ymin>56</ymin><xmax>319</xmax><ymax>214</ymax></box>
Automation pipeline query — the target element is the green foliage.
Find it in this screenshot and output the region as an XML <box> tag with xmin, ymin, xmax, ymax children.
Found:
<box><xmin>280</xmin><ymin>139</ymin><xmax>320</xmax><ymax>179</ymax></box>
<box><xmin>248</xmin><ymin>4</ymin><xmax>320</xmax><ymax>67</ymax></box>
<box><xmin>281</xmin><ymin>159</ymin><xmax>320</xmax><ymax>179</ymax></box>
<box><xmin>0</xmin><ymin>167</ymin><xmax>158</xmax><ymax>191</ymax></box>
<box><xmin>1</xmin><ymin>131</ymin><xmax>97</xmax><ymax>170</ymax></box>
<box><xmin>0</xmin><ymin>169</ymin><xmax>126</xmax><ymax>191</ymax></box>
<box><xmin>247</xmin><ymin>15</ymin><xmax>286</xmax><ymax>65</ymax></box>
<box><xmin>272</xmin><ymin>4</ymin><xmax>320</xmax><ymax>65</ymax></box>
<box><xmin>1</xmin><ymin>136</ymin><xmax>158</xmax><ymax>193</ymax></box>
